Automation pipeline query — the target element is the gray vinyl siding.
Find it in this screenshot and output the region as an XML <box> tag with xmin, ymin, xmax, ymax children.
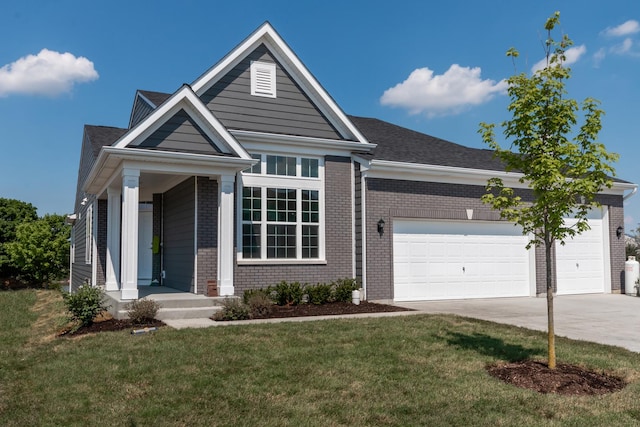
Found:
<box><xmin>162</xmin><ymin>177</ymin><xmax>195</xmax><ymax>292</ymax></box>
<box><xmin>130</xmin><ymin>94</ymin><xmax>156</xmax><ymax>128</ymax></box>
<box><xmin>130</xmin><ymin>109</ymin><xmax>224</xmax><ymax>155</ymax></box>
<box><xmin>201</xmin><ymin>44</ymin><xmax>342</xmax><ymax>140</ymax></box>
<box><xmin>74</xmin><ymin>132</ymin><xmax>98</xmax><ymax>213</ymax></box>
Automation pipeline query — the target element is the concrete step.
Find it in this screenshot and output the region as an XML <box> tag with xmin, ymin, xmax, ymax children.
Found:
<box><xmin>105</xmin><ymin>290</ymin><xmax>237</xmax><ymax>320</ymax></box>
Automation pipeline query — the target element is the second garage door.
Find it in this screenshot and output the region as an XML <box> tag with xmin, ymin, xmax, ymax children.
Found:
<box><xmin>555</xmin><ymin>214</ymin><xmax>607</xmax><ymax>295</ymax></box>
<box><xmin>393</xmin><ymin>220</ymin><xmax>533</xmax><ymax>301</ymax></box>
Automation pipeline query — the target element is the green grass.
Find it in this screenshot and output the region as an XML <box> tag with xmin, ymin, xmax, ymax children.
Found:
<box><xmin>2</xmin><ymin>289</ymin><xmax>640</xmax><ymax>426</ymax></box>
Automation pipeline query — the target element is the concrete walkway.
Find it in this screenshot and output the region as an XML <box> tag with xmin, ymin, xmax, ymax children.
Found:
<box><xmin>164</xmin><ymin>294</ymin><xmax>640</xmax><ymax>353</ymax></box>
<box><xmin>396</xmin><ymin>294</ymin><xmax>640</xmax><ymax>353</ymax></box>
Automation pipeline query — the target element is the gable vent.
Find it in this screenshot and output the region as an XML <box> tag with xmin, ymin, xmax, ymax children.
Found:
<box><xmin>250</xmin><ymin>61</ymin><xmax>276</xmax><ymax>98</ymax></box>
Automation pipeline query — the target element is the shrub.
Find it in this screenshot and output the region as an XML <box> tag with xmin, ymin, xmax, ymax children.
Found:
<box><xmin>213</xmin><ymin>298</ymin><xmax>250</xmax><ymax>321</ymax></box>
<box><xmin>247</xmin><ymin>293</ymin><xmax>273</xmax><ymax>318</ymax></box>
<box><xmin>270</xmin><ymin>280</ymin><xmax>304</xmax><ymax>306</ymax></box>
<box><xmin>125</xmin><ymin>298</ymin><xmax>161</xmax><ymax>324</ymax></box>
<box><xmin>243</xmin><ymin>288</ymin><xmax>272</xmax><ymax>305</ymax></box>
<box><xmin>305</xmin><ymin>283</ymin><xmax>333</xmax><ymax>305</ymax></box>
<box><xmin>62</xmin><ymin>284</ymin><xmax>109</xmax><ymax>327</ymax></box>
<box><xmin>333</xmin><ymin>278</ymin><xmax>360</xmax><ymax>302</ymax></box>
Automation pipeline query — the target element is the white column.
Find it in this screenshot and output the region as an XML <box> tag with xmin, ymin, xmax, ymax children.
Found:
<box><xmin>120</xmin><ymin>168</ymin><xmax>140</xmax><ymax>300</ymax></box>
<box><xmin>218</xmin><ymin>174</ymin><xmax>235</xmax><ymax>296</ymax></box>
<box><xmin>105</xmin><ymin>187</ymin><xmax>121</xmax><ymax>291</ymax></box>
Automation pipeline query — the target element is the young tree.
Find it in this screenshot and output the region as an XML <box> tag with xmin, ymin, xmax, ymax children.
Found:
<box><xmin>5</xmin><ymin>214</ymin><xmax>70</xmax><ymax>285</ymax></box>
<box><xmin>479</xmin><ymin>12</ymin><xmax>618</xmax><ymax>369</ymax></box>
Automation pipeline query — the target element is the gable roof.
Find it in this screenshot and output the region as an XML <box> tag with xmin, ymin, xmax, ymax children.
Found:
<box><xmin>85</xmin><ymin>125</ymin><xmax>128</xmax><ymax>159</ymax></box>
<box><xmin>113</xmin><ymin>84</ymin><xmax>251</xmax><ymax>160</ymax></box>
<box><xmin>189</xmin><ymin>22</ymin><xmax>369</xmax><ymax>144</ymax></box>
<box><xmin>138</xmin><ymin>90</ymin><xmax>171</xmax><ymax>107</ymax></box>
<box><xmin>349</xmin><ymin>116</ymin><xmax>506</xmax><ymax>172</ymax></box>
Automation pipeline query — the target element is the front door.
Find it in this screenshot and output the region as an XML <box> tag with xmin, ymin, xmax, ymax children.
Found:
<box><xmin>138</xmin><ymin>206</ymin><xmax>153</xmax><ymax>285</ymax></box>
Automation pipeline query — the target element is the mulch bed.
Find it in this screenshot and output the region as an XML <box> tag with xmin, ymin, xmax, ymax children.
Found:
<box><xmin>58</xmin><ymin>318</ymin><xmax>165</xmax><ymax>337</ymax></box>
<box><xmin>216</xmin><ymin>301</ymin><xmax>413</xmax><ymax>321</ymax></box>
<box><xmin>487</xmin><ymin>359</ymin><xmax>626</xmax><ymax>395</ymax></box>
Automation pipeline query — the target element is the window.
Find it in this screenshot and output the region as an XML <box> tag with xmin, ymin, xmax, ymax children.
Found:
<box><xmin>240</xmin><ymin>154</ymin><xmax>323</xmax><ymax>261</ymax></box>
<box><xmin>85</xmin><ymin>203</ymin><xmax>93</xmax><ymax>264</ymax></box>
<box><xmin>250</xmin><ymin>61</ymin><xmax>276</xmax><ymax>98</ymax></box>
<box><xmin>244</xmin><ymin>154</ymin><xmax>262</xmax><ymax>174</ymax></box>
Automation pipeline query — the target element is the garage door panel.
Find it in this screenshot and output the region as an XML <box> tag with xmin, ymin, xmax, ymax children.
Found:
<box><xmin>555</xmin><ymin>217</ymin><xmax>605</xmax><ymax>295</ymax></box>
<box><xmin>393</xmin><ymin>220</ymin><xmax>532</xmax><ymax>301</ymax></box>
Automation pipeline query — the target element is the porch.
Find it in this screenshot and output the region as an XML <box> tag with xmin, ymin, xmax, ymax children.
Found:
<box><xmin>105</xmin><ymin>286</ymin><xmax>232</xmax><ymax>320</ymax></box>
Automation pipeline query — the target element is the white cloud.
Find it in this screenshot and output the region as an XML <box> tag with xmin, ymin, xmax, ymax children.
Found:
<box><xmin>611</xmin><ymin>37</ymin><xmax>634</xmax><ymax>54</ymax></box>
<box><xmin>0</xmin><ymin>49</ymin><xmax>99</xmax><ymax>97</ymax></box>
<box><xmin>593</xmin><ymin>48</ymin><xmax>606</xmax><ymax>66</ymax></box>
<box><xmin>380</xmin><ymin>64</ymin><xmax>507</xmax><ymax>117</ymax></box>
<box><xmin>602</xmin><ymin>20</ymin><xmax>640</xmax><ymax>37</ymax></box>
<box><xmin>531</xmin><ymin>45</ymin><xmax>587</xmax><ymax>73</ymax></box>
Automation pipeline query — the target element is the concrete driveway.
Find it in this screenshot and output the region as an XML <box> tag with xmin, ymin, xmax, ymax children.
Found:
<box><xmin>396</xmin><ymin>294</ymin><xmax>640</xmax><ymax>353</ymax></box>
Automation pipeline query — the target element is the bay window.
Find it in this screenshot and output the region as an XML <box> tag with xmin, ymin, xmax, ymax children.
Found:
<box><xmin>239</xmin><ymin>154</ymin><xmax>324</xmax><ymax>262</ymax></box>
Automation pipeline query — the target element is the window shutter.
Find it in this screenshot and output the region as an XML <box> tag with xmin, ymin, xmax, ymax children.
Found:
<box><xmin>251</xmin><ymin>61</ymin><xmax>276</xmax><ymax>98</ymax></box>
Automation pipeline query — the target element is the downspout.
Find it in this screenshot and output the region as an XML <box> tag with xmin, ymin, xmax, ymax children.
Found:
<box><xmin>360</xmin><ymin>171</ymin><xmax>367</xmax><ymax>300</ymax></box>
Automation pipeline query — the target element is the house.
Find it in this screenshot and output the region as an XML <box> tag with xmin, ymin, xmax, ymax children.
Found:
<box><xmin>69</xmin><ymin>22</ymin><xmax>637</xmax><ymax>304</ymax></box>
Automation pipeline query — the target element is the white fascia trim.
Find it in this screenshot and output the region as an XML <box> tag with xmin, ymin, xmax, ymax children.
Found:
<box><xmin>127</xmin><ymin>91</ymin><xmax>158</xmax><ymax>129</ymax></box>
<box><xmin>85</xmin><ymin>147</ymin><xmax>254</xmax><ymax>196</ymax></box>
<box><xmin>363</xmin><ymin>159</ymin><xmax>636</xmax><ymax>196</ymax></box>
<box><xmin>190</xmin><ymin>22</ymin><xmax>370</xmax><ymax>144</ymax></box>
<box><xmin>231</xmin><ymin>129</ymin><xmax>376</xmax><ymax>156</ymax></box>
<box><xmin>113</xmin><ymin>85</ymin><xmax>251</xmax><ymax>160</ymax></box>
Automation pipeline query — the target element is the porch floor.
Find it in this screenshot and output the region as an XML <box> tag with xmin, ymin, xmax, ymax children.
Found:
<box><xmin>105</xmin><ymin>286</ymin><xmax>233</xmax><ymax>320</ymax></box>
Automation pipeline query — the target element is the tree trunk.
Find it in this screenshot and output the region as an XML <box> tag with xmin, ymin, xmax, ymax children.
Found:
<box><xmin>545</xmin><ymin>231</ymin><xmax>556</xmax><ymax>369</ymax></box>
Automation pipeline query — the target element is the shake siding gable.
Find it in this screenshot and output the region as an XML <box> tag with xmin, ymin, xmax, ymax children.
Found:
<box><xmin>130</xmin><ymin>95</ymin><xmax>156</xmax><ymax>128</ymax></box>
<box><xmin>129</xmin><ymin>109</ymin><xmax>224</xmax><ymax>155</ymax></box>
<box><xmin>200</xmin><ymin>44</ymin><xmax>342</xmax><ymax>140</ymax></box>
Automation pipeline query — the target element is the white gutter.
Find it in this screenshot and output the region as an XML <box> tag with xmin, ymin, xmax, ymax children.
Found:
<box><xmin>623</xmin><ymin>186</ymin><xmax>638</xmax><ymax>201</ymax></box>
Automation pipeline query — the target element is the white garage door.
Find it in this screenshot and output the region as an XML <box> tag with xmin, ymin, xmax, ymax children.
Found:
<box><xmin>393</xmin><ymin>220</ymin><xmax>532</xmax><ymax>301</ymax></box>
<box><xmin>555</xmin><ymin>215</ymin><xmax>607</xmax><ymax>295</ymax></box>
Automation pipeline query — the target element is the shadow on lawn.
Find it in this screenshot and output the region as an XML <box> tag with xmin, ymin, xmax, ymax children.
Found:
<box><xmin>445</xmin><ymin>331</ymin><xmax>543</xmax><ymax>362</ymax></box>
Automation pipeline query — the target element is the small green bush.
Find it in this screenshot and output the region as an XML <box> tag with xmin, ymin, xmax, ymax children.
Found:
<box><xmin>243</xmin><ymin>288</ymin><xmax>272</xmax><ymax>305</ymax></box>
<box><xmin>125</xmin><ymin>298</ymin><xmax>161</xmax><ymax>324</ymax></box>
<box><xmin>270</xmin><ymin>281</ymin><xmax>304</xmax><ymax>306</ymax></box>
<box><xmin>213</xmin><ymin>298</ymin><xmax>250</xmax><ymax>321</ymax></box>
<box><xmin>333</xmin><ymin>278</ymin><xmax>359</xmax><ymax>302</ymax></box>
<box><xmin>247</xmin><ymin>293</ymin><xmax>273</xmax><ymax>318</ymax></box>
<box><xmin>305</xmin><ymin>283</ymin><xmax>333</xmax><ymax>305</ymax></box>
<box><xmin>62</xmin><ymin>284</ymin><xmax>109</xmax><ymax>327</ymax></box>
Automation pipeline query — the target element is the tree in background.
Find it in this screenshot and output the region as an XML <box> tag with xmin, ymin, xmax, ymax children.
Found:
<box><xmin>5</xmin><ymin>214</ymin><xmax>70</xmax><ymax>285</ymax></box>
<box><xmin>479</xmin><ymin>12</ymin><xmax>618</xmax><ymax>369</ymax></box>
<box><xmin>0</xmin><ymin>198</ymin><xmax>38</xmax><ymax>278</ymax></box>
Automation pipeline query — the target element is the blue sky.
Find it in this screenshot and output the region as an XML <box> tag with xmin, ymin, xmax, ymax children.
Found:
<box><xmin>1</xmin><ymin>1</ymin><xmax>639</xmax><ymax>229</ymax></box>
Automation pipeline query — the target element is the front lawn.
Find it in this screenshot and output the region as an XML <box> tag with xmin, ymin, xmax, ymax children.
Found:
<box><xmin>2</xmin><ymin>289</ymin><xmax>640</xmax><ymax>426</ymax></box>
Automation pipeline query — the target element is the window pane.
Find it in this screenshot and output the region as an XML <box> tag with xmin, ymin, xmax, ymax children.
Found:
<box><xmin>301</xmin><ymin>158</ymin><xmax>319</xmax><ymax>178</ymax></box>
<box><xmin>301</xmin><ymin>190</ymin><xmax>319</xmax><ymax>223</ymax></box>
<box><xmin>242</xmin><ymin>224</ymin><xmax>261</xmax><ymax>258</ymax></box>
<box><xmin>249</xmin><ymin>154</ymin><xmax>262</xmax><ymax>174</ymax></box>
<box><xmin>242</xmin><ymin>187</ymin><xmax>261</xmax><ymax>222</ymax></box>
<box><xmin>267</xmin><ymin>155</ymin><xmax>296</xmax><ymax>176</ymax></box>
<box><xmin>302</xmin><ymin>225</ymin><xmax>319</xmax><ymax>258</ymax></box>
<box><xmin>267</xmin><ymin>188</ymin><xmax>296</xmax><ymax>222</ymax></box>
<box><xmin>267</xmin><ymin>225</ymin><xmax>296</xmax><ymax>258</ymax></box>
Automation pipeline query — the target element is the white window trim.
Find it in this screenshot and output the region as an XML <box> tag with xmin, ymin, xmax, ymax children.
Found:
<box><xmin>85</xmin><ymin>203</ymin><xmax>93</xmax><ymax>264</ymax></box>
<box><xmin>250</xmin><ymin>61</ymin><xmax>276</xmax><ymax>98</ymax></box>
<box><xmin>237</xmin><ymin>154</ymin><xmax>325</xmax><ymax>263</ymax></box>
